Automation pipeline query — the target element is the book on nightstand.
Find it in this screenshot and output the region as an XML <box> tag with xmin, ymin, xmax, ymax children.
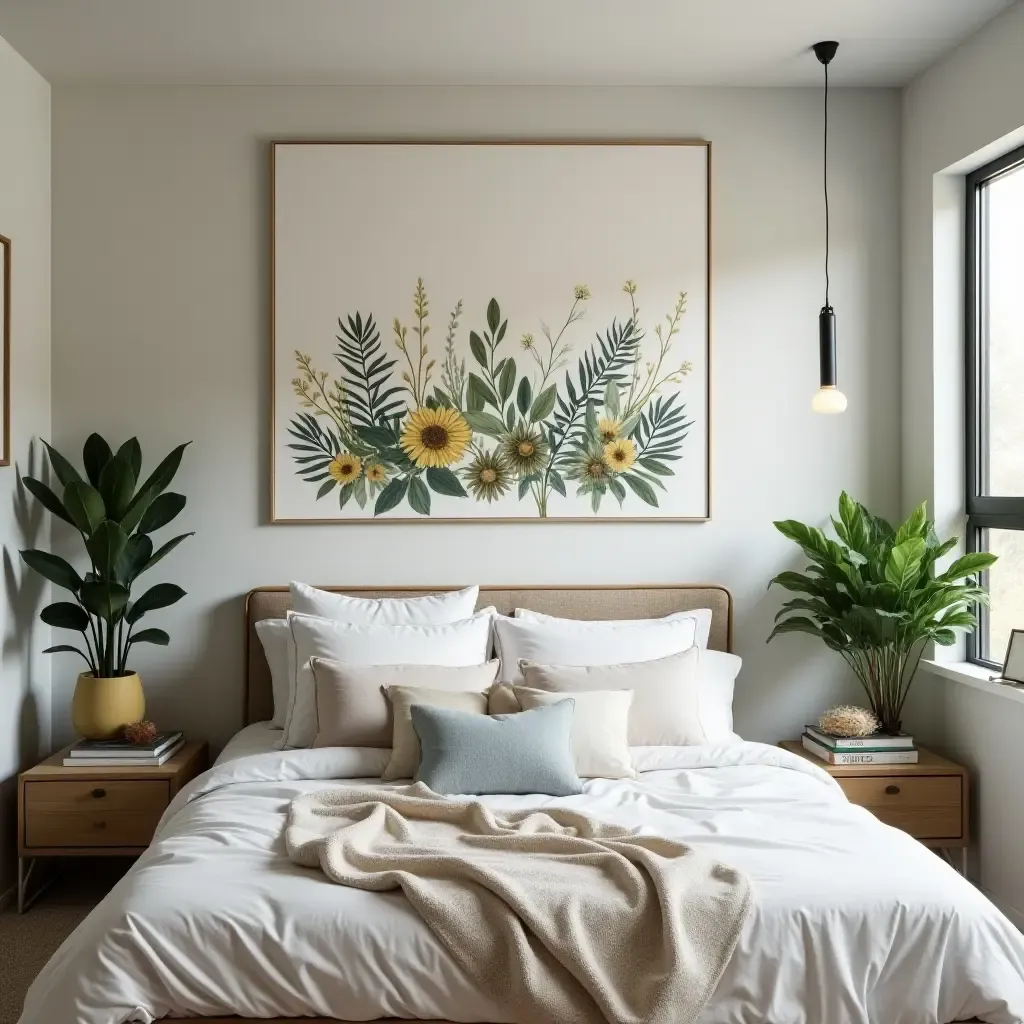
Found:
<box><xmin>801</xmin><ymin>733</ymin><xmax>919</xmax><ymax>765</ymax></box>
<box><xmin>804</xmin><ymin>725</ymin><xmax>915</xmax><ymax>750</ymax></box>
<box><xmin>62</xmin><ymin>731</ymin><xmax>185</xmax><ymax>767</ymax></box>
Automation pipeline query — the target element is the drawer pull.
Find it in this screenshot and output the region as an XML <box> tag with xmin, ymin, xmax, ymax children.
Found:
<box><xmin>885</xmin><ymin>784</ymin><xmax>900</xmax><ymax>795</ymax></box>
<box><xmin>91</xmin><ymin>788</ymin><xmax>106</xmax><ymax>799</ymax></box>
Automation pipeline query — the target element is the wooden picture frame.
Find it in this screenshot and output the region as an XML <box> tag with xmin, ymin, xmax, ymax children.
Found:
<box><xmin>270</xmin><ymin>140</ymin><xmax>712</xmax><ymax>524</ymax></box>
<box><xmin>0</xmin><ymin>233</ymin><xmax>9</xmax><ymax>466</ymax></box>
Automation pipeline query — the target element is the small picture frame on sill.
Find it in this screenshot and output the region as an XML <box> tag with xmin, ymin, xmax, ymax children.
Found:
<box><xmin>991</xmin><ymin>629</ymin><xmax>1024</xmax><ymax>687</ymax></box>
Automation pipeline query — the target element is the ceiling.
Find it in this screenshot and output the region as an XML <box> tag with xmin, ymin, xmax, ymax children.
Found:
<box><xmin>0</xmin><ymin>0</ymin><xmax>1015</xmax><ymax>87</ymax></box>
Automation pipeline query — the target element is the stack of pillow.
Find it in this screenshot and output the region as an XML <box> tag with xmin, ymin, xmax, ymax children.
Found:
<box><xmin>256</xmin><ymin>583</ymin><xmax>742</xmax><ymax>796</ymax></box>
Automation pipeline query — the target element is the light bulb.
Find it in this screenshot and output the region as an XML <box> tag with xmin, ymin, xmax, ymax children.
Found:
<box><xmin>811</xmin><ymin>385</ymin><xmax>847</xmax><ymax>414</ymax></box>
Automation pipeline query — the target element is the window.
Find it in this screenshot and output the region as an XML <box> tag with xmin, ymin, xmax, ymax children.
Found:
<box><xmin>966</xmin><ymin>142</ymin><xmax>1024</xmax><ymax>667</ymax></box>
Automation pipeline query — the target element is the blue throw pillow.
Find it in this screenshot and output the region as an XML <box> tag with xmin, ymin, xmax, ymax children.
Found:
<box><xmin>410</xmin><ymin>699</ymin><xmax>583</xmax><ymax>797</ymax></box>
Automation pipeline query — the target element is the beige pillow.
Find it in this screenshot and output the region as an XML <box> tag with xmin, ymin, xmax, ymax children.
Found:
<box><xmin>311</xmin><ymin>659</ymin><xmax>499</xmax><ymax>748</ymax></box>
<box><xmin>519</xmin><ymin>648</ymin><xmax>706</xmax><ymax>746</ymax></box>
<box><xmin>513</xmin><ymin>686</ymin><xmax>635</xmax><ymax>779</ymax></box>
<box><xmin>487</xmin><ymin>683</ymin><xmax>520</xmax><ymax>715</ymax></box>
<box><xmin>383</xmin><ymin>685</ymin><xmax>489</xmax><ymax>780</ymax></box>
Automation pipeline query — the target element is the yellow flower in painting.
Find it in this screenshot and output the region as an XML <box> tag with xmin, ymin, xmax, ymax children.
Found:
<box><xmin>598</xmin><ymin>417</ymin><xmax>621</xmax><ymax>444</ymax></box>
<box><xmin>602</xmin><ymin>438</ymin><xmax>637</xmax><ymax>473</ymax></box>
<box><xmin>574</xmin><ymin>284</ymin><xmax>591</xmax><ymax>301</ymax></box>
<box><xmin>365</xmin><ymin>462</ymin><xmax>388</xmax><ymax>484</ymax></box>
<box><xmin>400</xmin><ymin>407</ymin><xmax>472</xmax><ymax>468</ymax></box>
<box><xmin>328</xmin><ymin>452</ymin><xmax>362</xmax><ymax>484</ymax></box>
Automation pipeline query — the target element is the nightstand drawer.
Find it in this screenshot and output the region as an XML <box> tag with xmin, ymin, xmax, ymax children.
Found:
<box><xmin>23</xmin><ymin>779</ymin><xmax>170</xmax><ymax>849</ymax></box>
<box><xmin>838</xmin><ymin>775</ymin><xmax>962</xmax><ymax>839</ymax></box>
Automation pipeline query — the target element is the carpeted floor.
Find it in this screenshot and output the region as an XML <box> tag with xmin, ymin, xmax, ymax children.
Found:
<box><xmin>0</xmin><ymin>860</ymin><xmax>131</xmax><ymax>1024</ymax></box>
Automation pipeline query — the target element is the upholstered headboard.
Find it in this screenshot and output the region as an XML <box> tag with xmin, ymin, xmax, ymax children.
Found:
<box><xmin>243</xmin><ymin>584</ymin><xmax>733</xmax><ymax>725</ymax></box>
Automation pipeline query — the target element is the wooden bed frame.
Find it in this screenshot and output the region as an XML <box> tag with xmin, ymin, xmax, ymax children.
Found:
<box><xmin>183</xmin><ymin>584</ymin><xmax>731</xmax><ymax>1024</ymax></box>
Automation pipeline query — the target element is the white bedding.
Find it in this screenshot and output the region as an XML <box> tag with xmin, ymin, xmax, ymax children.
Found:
<box><xmin>214</xmin><ymin>721</ymin><xmax>284</xmax><ymax>764</ymax></box>
<box><xmin>19</xmin><ymin>742</ymin><xmax>1024</xmax><ymax>1024</ymax></box>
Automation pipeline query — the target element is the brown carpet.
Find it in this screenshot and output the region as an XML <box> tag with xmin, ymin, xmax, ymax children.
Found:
<box><xmin>0</xmin><ymin>860</ymin><xmax>131</xmax><ymax>1024</ymax></box>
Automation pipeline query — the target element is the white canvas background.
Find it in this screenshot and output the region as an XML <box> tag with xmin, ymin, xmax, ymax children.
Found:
<box><xmin>272</xmin><ymin>142</ymin><xmax>708</xmax><ymax>520</ymax></box>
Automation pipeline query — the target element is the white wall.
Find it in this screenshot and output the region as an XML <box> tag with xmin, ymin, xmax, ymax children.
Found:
<box><xmin>901</xmin><ymin>0</ymin><xmax>1024</xmax><ymax>922</ymax></box>
<box><xmin>0</xmin><ymin>33</ymin><xmax>51</xmax><ymax>895</ymax></box>
<box><xmin>50</xmin><ymin>85</ymin><xmax>901</xmax><ymax>751</ymax></box>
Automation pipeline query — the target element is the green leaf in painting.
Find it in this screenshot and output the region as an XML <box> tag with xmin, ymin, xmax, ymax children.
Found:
<box><xmin>505</xmin><ymin>404</ymin><xmax>516</xmax><ymax>431</ymax></box>
<box><xmin>604</xmin><ymin>380</ymin><xmax>621</xmax><ymax>418</ymax></box>
<box><xmin>463</xmin><ymin>411</ymin><xmax>507</xmax><ymax>438</ymax></box>
<box><xmin>495</xmin><ymin>320</ymin><xmax>507</xmax><ymax>344</ymax></box>
<box><xmin>639</xmin><ymin>458</ymin><xmax>673</xmax><ymax>476</ymax></box>
<box><xmin>316</xmin><ymin>479</ymin><xmax>336</xmax><ymax>500</ymax></box>
<box><xmin>529</xmin><ymin>384</ymin><xmax>558</xmax><ymax>423</ymax></box>
<box><xmin>408</xmin><ymin>476</ymin><xmax>431</xmax><ymax>516</ymax></box>
<box><xmin>608</xmin><ymin>476</ymin><xmax>626</xmax><ymax>505</ymax></box>
<box><xmin>622</xmin><ymin>473</ymin><xmax>659</xmax><ymax>507</ymax></box>
<box><xmin>426</xmin><ymin>467</ymin><xmax>468</xmax><ymax>497</ymax></box>
<box><xmin>338</xmin><ymin>484</ymin><xmax>353</xmax><ymax>511</ymax></box>
<box><xmin>83</xmin><ymin>433</ymin><xmax>114</xmax><ymax>487</ymax></box>
<box><xmin>498</xmin><ymin>359</ymin><xmax>516</xmax><ymax>404</ymax></box>
<box><xmin>466</xmin><ymin>373</ymin><xmax>498</xmax><ymax>412</ymax></box>
<box><xmin>356</xmin><ymin>425</ymin><xmax>399</xmax><ymax>450</ymax></box>
<box><xmin>486</xmin><ymin>298</ymin><xmax>500</xmax><ymax>335</ymax></box>
<box><xmin>352</xmin><ymin>475</ymin><xmax>368</xmax><ymax>509</ymax></box>
<box><xmin>374</xmin><ymin>476</ymin><xmax>409</xmax><ymax>516</ymax></box>
<box><xmin>548</xmin><ymin>469</ymin><xmax>567</xmax><ymax>497</ymax></box>
<box><xmin>469</xmin><ymin>331</ymin><xmax>488</xmax><ymax>368</ymax></box>
<box><xmin>516</xmin><ymin>377</ymin><xmax>532</xmax><ymax>418</ymax></box>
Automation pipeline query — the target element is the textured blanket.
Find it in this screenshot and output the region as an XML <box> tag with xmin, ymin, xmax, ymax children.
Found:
<box><xmin>285</xmin><ymin>782</ymin><xmax>752</xmax><ymax>1024</ymax></box>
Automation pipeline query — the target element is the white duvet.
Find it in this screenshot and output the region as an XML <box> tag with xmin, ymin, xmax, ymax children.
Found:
<box><xmin>18</xmin><ymin>742</ymin><xmax>1024</xmax><ymax>1024</ymax></box>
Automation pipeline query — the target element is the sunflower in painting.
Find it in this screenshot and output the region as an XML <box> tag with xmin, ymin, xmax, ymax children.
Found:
<box><xmin>603</xmin><ymin>438</ymin><xmax>637</xmax><ymax>473</ymax></box>
<box><xmin>328</xmin><ymin>452</ymin><xmax>361</xmax><ymax>484</ymax></box>
<box><xmin>598</xmin><ymin>417</ymin><xmax>621</xmax><ymax>443</ymax></box>
<box><xmin>400</xmin><ymin>407</ymin><xmax>472</xmax><ymax>468</ymax></box>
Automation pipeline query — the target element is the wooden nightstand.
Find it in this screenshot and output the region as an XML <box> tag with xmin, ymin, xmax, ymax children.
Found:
<box><xmin>17</xmin><ymin>740</ymin><xmax>208</xmax><ymax>912</ymax></box>
<box><xmin>779</xmin><ymin>740</ymin><xmax>969</xmax><ymax>874</ymax></box>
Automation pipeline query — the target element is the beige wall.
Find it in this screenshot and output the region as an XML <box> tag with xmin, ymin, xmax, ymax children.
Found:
<box><xmin>0</xmin><ymin>33</ymin><xmax>51</xmax><ymax>896</ymax></box>
<box><xmin>50</xmin><ymin>84</ymin><xmax>901</xmax><ymax>751</ymax></box>
<box><xmin>901</xmin><ymin>0</ymin><xmax>1024</xmax><ymax>924</ymax></box>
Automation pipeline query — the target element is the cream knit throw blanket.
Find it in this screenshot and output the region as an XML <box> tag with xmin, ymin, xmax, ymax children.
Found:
<box><xmin>285</xmin><ymin>783</ymin><xmax>752</xmax><ymax>1024</ymax></box>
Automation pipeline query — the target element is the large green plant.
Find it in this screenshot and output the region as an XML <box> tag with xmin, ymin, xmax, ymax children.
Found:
<box><xmin>20</xmin><ymin>434</ymin><xmax>192</xmax><ymax>678</ymax></box>
<box><xmin>767</xmin><ymin>493</ymin><xmax>995</xmax><ymax>734</ymax></box>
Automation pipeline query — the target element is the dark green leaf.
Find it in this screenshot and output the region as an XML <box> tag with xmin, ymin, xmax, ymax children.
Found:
<box><xmin>529</xmin><ymin>384</ymin><xmax>558</xmax><ymax>423</ymax></box>
<box><xmin>498</xmin><ymin>359</ymin><xmax>516</xmax><ymax>404</ymax></box>
<box><xmin>42</xmin><ymin>441</ymin><xmax>82</xmax><ymax>488</ymax></box>
<box><xmin>40</xmin><ymin>602</ymin><xmax>90</xmax><ymax>632</ymax></box>
<box><xmin>767</xmin><ymin>571</ymin><xmax>824</xmax><ymax>596</ymax></box>
<box><xmin>116</xmin><ymin>532</ymin><xmax>153</xmax><ymax>583</ymax></box>
<box><xmin>466</xmin><ymin>373</ymin><xmax>498</xmax><ymax>412</ymax></box>
<box><xmin>42</xmin><ymin>644</ymin><xmax>93</xmax><ymax>665</ymax></box>
<box><xmin>83</xmin><ymin>433</ymin><xmax>114</xmax><ymax>487</ymax></box>
<box><xmin>63</xmin><ymin>481</ymin><xmax>105</xmax><ymax>535</ymax></box>
<box><xmin>140</xmin><ymin>532</ymin><xmax>192</xmax><ymax>575</ymax></box>
<box><xmin>316</xmin><ymin>479</ymin><xmax>337</xmax><ymax>500</ymax></box>
<box><xmin>486</xmin><ymin>298</ymin><xmax>500</xmax><ymax>335</ymax></box>
<box><xmin>86</xmin><ymin>520</ymin><xmax>129</xmax><ymax>576</ymax></box>
<box><xmin>80</xmin><ymin>581</ymin><xmax>131</xmax><ymax>621</ymax></box>
<box><xmin>639</xmin><ymin>458</ymin><xmax>673</xmax><ymax>476</ymax></box>
<box><xmin>125</xmin><ymin>582</ymin><xmax>186</xmax><ymax>624</ymax></box>
<box><xmin>374</xmin><ymin>476</ymin><xmax>409</xmax><ymax>516</ymax></box>
<box><xmin>608</xmin><ymin>476</ymin><xmax>625</xmax><ymax>504</ymax></box>
<box><xmin>622</xmin><ymin>473</ymin><xmax>658</xmax><ymax>507</ymax></box>
<box><xmin>495</xmin><ymin>320</ymin><xmax>507</xmax><ymax>344</ymax></box>
<box><xmin>505</xmin><ymin>404</ymin><xmax>516</xmax><ymax>431</ymax></box>
<box><xmin>355</xmin><ymin>425</ymin><xmax>398</xmax><ymax>450</ymax></box>
<box><xmin>129</xmin><ymin>628</ymin><xmax>170</xmax><ymax>647</ymax></box>
<box><xmin>138</xmin><ymin>492</ymin><xmax>186</xmax><ymax>534</ymax></box>
<box><xmin>127</xmin><ymin>442</ymin><xmax>190</xmax><ymax>515</ymax></box>
<box><xmin>766</xmin><ymin>616</ymin><xmax>824</xmax><ymax>643</ymax></box>
<box><xmin>21</xmin><ymin>549</ymin><xmax>82</xmax><ymax>593</ymax></box>
<box><xmin>98</xmin><ymin>455</ymin><xmax>136</xmax><ymax>522</ymax></box>
<box><xmin>516</xmin><ymin>376</ymin><xmax>532</xmax><ymax>417</ymax></box>
<box><xmin>116</xmin><ymin>438</ymin><xmax>143</xmax><ymax>480</ymax></box>
<box><xmin>408</xmin><ymin>476</ymin><xmax>431</xmax><ymax>516</ymax></box>
<box><xmin>426</xmin><ymin>467</ymin><xmax>467</xmax><ymax>498</ymax></box>
<box><xmin>22</xmin><ymin>476</ymin><xmax>75</xmax><ymax>526</ymax></box>
<box><xmin>548</xmin><ymin>469</ymin><xmax>566</xmax><ymax>497</ymax></box>
<box><xmin>469</xmin><ymin>331</ymin><xmax>488</xmax><ymax>368</ymax></box>
<box><xmin>118</xmin><ymin>486</ymin><xmax>154</xmax><ymax>536</ymax></box>
<box><xmin>463</xmin><ymin>411</ymin><xmax>507</xmax><ymax>438</ymax></box>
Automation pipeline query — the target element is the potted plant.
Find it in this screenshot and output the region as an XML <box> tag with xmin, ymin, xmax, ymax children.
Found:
<box><xmin>768</xmin><ymin>493</ymin><xmax>995</xmax><ymax>735</ymax></box>
<box><xmin>20</xmin><ymin>434</ymin><xmax>192</xmax><ymax>738</ymax></box>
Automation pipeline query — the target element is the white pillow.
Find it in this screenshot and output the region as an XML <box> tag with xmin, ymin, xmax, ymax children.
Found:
<box><xmin>697</xmin><ymin>649</ymin><xmax>742</xmax><ymax>742</ymax></box>
<box><xmin>514</xmin><ymin>607</ymin><xmax>714</xmax><ymax>650</ymax></box>
<box><xmin>513</xmin><ymin>686</ymin><xmax>635</xmax><ymax>779</ymax></box>
<box><xmin>290</xmin><ymin>582</ymin><xmax>479</xmax><ymax>625</ymax></box>
<box><xmin>492</xmin><ymin>614</ymin><xmax>697</xmax><ymax>685</ymax></box>
<box><xmin>284</xmin><ymin>609</ymin><xmax>495</xmax><ymax>748</ymax></box>
<box><xmin>254</xmin><ymin>618</ymin><xmax>291</xmax><ymax>729</ymax></box>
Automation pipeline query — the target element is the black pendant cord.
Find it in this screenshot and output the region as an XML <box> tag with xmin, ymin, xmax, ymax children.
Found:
<box><xmin>823</xmin><ymin>56</ymin><xmax>830</xmax><ymax>310</ymax></box>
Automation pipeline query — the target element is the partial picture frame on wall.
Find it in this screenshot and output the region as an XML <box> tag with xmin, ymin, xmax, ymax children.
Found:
<box><xmin>0</xmin><ymin>233</ymin><xmax>9</xmax><ymax>467</ymax></box>
<box><xmin>270</xmin><ymin>139</ymin><xmax>711</xmax><ymax>524</ymax></box>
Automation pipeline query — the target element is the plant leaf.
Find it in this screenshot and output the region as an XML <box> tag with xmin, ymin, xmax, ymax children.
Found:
<box><xmin>374</xmin><ymin>476</ymin><xmax>409</xmax><ymax>516</ymax></box>
<box><xmin>463</xmin><ymin>411</ymin><xmax>507</xmax><ymax>438</ymax></box>
<box><xmin>885</xmin><ymin>538</ymin><xmax>926</xmax><ymax>590</ymax></box>
<box><xmin>426</xmin><ymin>467</ymin><xmax>467</xmax><ymax>498</ymax></box>
<box><xmin>116</xmin><ymin>532</ymin><xmax>153</xmax><ymax>584</ymax></box>
<box><xmin>469</xmin><ymin>331</ymin><xmax>488</xmax><ymax>369</ymax></box>
<box><xmin>604</xmin><ymin>380</ymin><xmax>621</xmax><ymax>418</ymax></box>
<box><xmin>22</xmin><ymin>476</ymin><xmax>75</xmax><ymax>526</ymax></box>
<box><xmin>138</xmin><ymin>492</ymin><xmax>186</xmax><ymax>534</ymax></box>
<box><xmin>129</xmin><ymin>627</ymin><xmax>170</xmax><ymax>647</ymax></box>
<box><xmin>83</xmin><ymin>433</ymin><xmax>114</xmax><ymax>487</ymax></box>
<box><xmin>548</xmin><ymin>469</ymin><xmax>566</xmax><ymax>497</ymax></box>
<box><xmin>63</xmin><ymin>480</ymin><xmax>106</xmax><ymax>535</ymax></box>
<box><xmin>98</xmin><ymin>455</ymin><xmax>136</xmax><ymax>522</ymax></box>
<box><xmin>486</xmin><ymin>298</ymin><xmax>500</xmax><ymax>335</ymax></box>
<box><xmin>529</xmin><ymin>384</ymin><xmax>558</xmax><ymax>423</ymax></box>
<box><xmin>141</xmin><ymin>532</ymin><xmax>193</xmax><ymax>575</ymax></box>
<box><xmin>622</xmin><ymin>473</ymin><xmax>658</xmax><ymax>507</ymax></box>
<box><xmin>125</xmin><ymin>582</ymin><xmax>186</xmax><ymax>624</ymax></box>
<box><xmin>21</xmin><ymin>550</ymin><xmax>83</xmax><ymax>593</ymax></box>
<box><xmin>42</xmin><ymin>644</ymin><xmax>93</xmax><ymax>665</ymax></box>
<box><xmin>466</xmin><ymin>373</ymin><xmax>498</xmax><ymax>411</ymax></box>
<box><xmin>766</xmin><ymin>616</ymin><xmax>824</xmax><ymax>643</ymax></box>
<box><xmin>407</xmin><ymin>476</ymin><xmax>431</xmax><ymax>516</ymax></box>
<box><xmin>86</xmin><ymin>520</ymin><xmax>129</xmax><ymax>577</ymax></box>
<box><xmin>498</xmin><ymin>359</ymin><xmax>516</xmax><ymax>404</ymax></box>
<box><xmin>42</xmin><ymin>441</ymin><xmax>83</xmax><ymax>488</ymax></box>
<box><xmin>516</xmin><ymin>377</ymin><xmax>532</xmax><ymax>418</ymax></box>
<box><xmin>116</xmin><ymin>438</ymin><xmax>143</xmax><ymax>480</ymax></box>
<box><xmin>941</xmin><ymin>552</ymin><xmax>997</xmax><ymax>582</ymax></box>
<box><xmin>316</xmin><ymin>479</ymin><xmax>337</xmax><ymax>500</ymax></box>
<box><xmin>40</xmin><ymin>601</ymin><xmax>90</xmax><ymax>632</ymax></box>
<box><xmin>80</xmin><ymin>581</ymin><xmax>131</xmax><ymax>621</ymax></box>
<box><xmin>127</xmin><ymin>442</ymin><xmax>190</xmax><ymax>515</ymax></box>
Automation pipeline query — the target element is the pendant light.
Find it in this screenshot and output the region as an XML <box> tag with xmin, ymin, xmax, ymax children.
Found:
<box><xmin>810</xmin><ymin>40</ymin><xmax>847</xmax><ymax>415</ymax></box>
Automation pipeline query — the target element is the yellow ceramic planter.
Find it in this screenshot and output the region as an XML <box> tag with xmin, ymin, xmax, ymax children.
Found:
<box><xmin>72</xmin><ymin>672</ymin><xmax>145</xmax><ymax>739</ymax></box>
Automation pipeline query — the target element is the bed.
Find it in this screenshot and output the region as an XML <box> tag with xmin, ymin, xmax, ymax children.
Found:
<box><xmin>17</xmin><ymin>585</ymin><xmax>1024</xmax><ymax>1024</ymax></box>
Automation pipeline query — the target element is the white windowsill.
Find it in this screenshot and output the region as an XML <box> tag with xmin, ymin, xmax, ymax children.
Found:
<box><xmin>922</xmin><ymin>659</ymin><xmax>1024</xmax><ymax>706</ymax></box>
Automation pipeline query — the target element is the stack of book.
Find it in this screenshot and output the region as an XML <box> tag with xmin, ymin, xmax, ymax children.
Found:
<box><xmin>63</xmin><ymin>731</ymin><xmax>185</xmax><ymax>767</ymax></box>
<box><xmin>802</xmin><ymin>724</ymin><xmax>917</xmax><ymax>764</ymax></box>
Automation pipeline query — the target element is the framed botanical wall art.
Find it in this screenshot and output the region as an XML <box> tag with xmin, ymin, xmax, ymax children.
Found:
<box><xmin>271</xmin><ymin>141</ymin><xmax>710</xmax><ymax>522</ymax></box>
<box><xmin>0</xmin><ymin>233</ymin><xmax>9</xmax><ymax>467</ymax></box>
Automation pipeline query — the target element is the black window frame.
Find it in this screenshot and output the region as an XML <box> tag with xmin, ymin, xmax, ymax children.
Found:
<box><xmin>965</xmin><ymin>141</ymin><xmax>1024</xmax><ymax>668</ymax></box>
